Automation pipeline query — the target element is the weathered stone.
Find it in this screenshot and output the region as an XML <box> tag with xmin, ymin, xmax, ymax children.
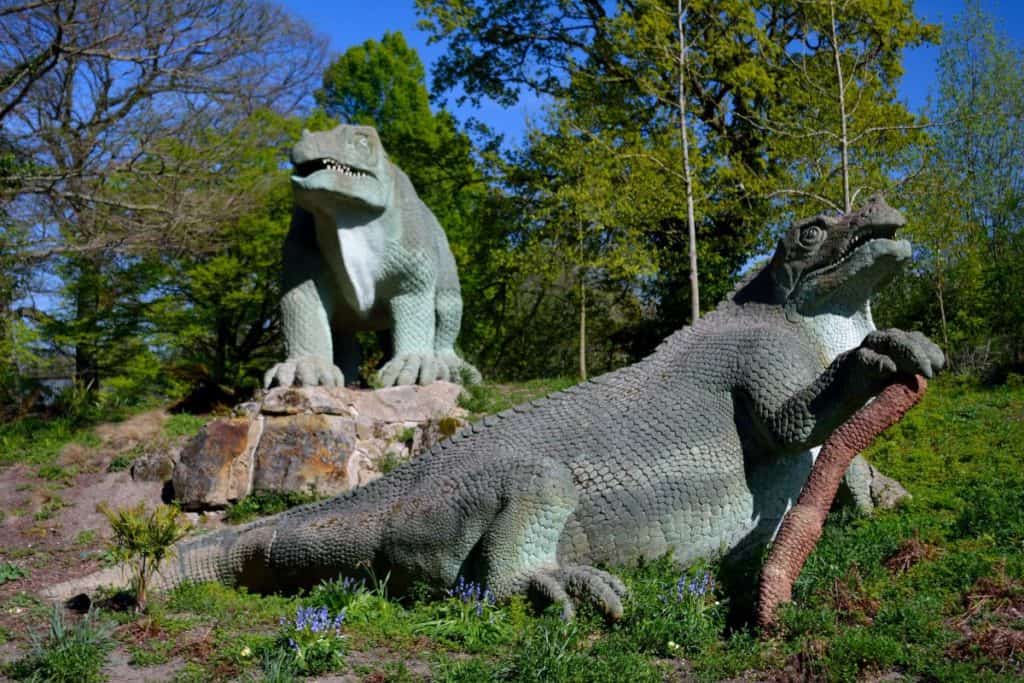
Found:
<box><xmin>261</xmin><ymin>386</ymin><xmax>354</xmax><ymax>416</ymax></box>
<box><xmin>348</xmin><ymin>382</ymin><xmax>463</xmax><ymax>423</ymax></box>
<box><xmin>173</xmin><ymin>418</ymin><xmax>256</xmax><ymax>510</ymax></box>
<box><xmin>130</xmin><ymin>449</ymin><xmax>176</xmax><ymax>482</ymax></box>
<box><xmin>253</xmin><ymin>414</ymin><xmax>356</xmax><ymax>497</ymax></box>
<box><xmin>869</xmin><ymin>465</ymin><xmax>911</xmax><ymax>509</ymax></box>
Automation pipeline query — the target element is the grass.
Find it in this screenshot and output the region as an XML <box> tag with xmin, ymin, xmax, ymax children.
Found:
<box><xmin>4</xmin><ymin>607</ymin><xmax>114</xmax><ymax>682</ymax></box>
<box><xmin>458</xmin><ymin>376</ymin><xmax>578</xmax><ymax>419</ymax></box>
<box><xmin>3</xmin><ymin>375</ymin><xmax>1022</xmax><ymax>681</ymax></box>
<box><xmin>223</xmin><ymin>490</ymin><xmax>322</xmax><ymax>524</ymax></box>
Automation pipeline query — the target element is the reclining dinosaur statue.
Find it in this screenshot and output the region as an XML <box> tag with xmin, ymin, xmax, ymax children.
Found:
<box><xmin>54</xmin><ymin>197</ymin><xmax>942</xmax><ymax>619</ymax></box>
<box><xmin>263</xmin><ymin>124</ymin><xmax>481</xmax><ymax>389</ymax></box>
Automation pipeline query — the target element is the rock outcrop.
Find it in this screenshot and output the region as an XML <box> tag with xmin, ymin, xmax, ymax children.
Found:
<box><xmin>170</xmin><ymin>383</ymin><xmax>465</xmax><ymax>510</ymax></box>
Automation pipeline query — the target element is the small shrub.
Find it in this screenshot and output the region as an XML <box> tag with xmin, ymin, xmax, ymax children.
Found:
<box><xmin>0</xmin><ymin>562</ymin><xmax>26</xmax><ymax>585</ymax></box>
<box><xmin>275</xmin><ymin>605</ymin><xmax>346</xmax><ymax>676</ymax></box>
<box><xmin>5</xmin><ymin>606</ymin><xmax>113</xmax><ymax>683</ymax></box>
<box><xmin>101</xmin><ymin>503</ymin><xmax>191</xmax><ymax>611</ymax></box>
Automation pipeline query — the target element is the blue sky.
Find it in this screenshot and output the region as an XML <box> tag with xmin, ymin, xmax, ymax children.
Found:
<box><xmin>281</xmin><ymin>0</ymin><xmax>1024</xmax><ymax>147</ymax></box>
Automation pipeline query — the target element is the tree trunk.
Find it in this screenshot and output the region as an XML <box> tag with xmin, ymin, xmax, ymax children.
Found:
<box><xmin>829</xmin><ymin>0</ymin><xmax>852</xmax><ymax>212</ymax></box>
<box><xmin>757</xmin><ymin>375</ymin><xmax>927</xmax><ymax>632</ymax></box>
<box><xmin>678</xmin><ymin>0</ymin><xmax>700</xmax><ymax>322</ymax></box>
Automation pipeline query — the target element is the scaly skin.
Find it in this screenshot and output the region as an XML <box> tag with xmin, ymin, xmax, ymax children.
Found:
<box><xmin>54</xmin><ymin>197</ymin><xmax>942</xmax><ymax>619</ymax></box>
<box><xmin>263</xmin><ymin>125</ymin><xmax>481</xmax><ymax>389</ymax></box>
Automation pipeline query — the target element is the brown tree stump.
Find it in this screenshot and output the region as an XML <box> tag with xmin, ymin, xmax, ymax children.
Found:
<box><xmin>756</xmin><ymin>374</ymin><xmax>927</xmax><ymax>632</ymax></box>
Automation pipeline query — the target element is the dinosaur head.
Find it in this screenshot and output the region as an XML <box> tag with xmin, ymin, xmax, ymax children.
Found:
<box><xmin>739</xmin><ymin>196</ymin><xmax>911</xmax><ymax>313</ymax></box>
<box><xmin>290</xmin><ymin>125</ymin><xmax>393</xmax><ymax>213</ymax></box>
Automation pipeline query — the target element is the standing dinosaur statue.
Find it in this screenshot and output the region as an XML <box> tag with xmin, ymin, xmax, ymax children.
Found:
<box><xmin>263</xmin><ymin>125</ymin><xmax>480</xmax><ymax>389</ymax></box>
<box><xmin>52</xmin><ymin>197</ymin><xmax>942</xmax><ymax>619</ymax></box>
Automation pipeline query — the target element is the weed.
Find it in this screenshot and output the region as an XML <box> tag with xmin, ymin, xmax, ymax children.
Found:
<box><xmin>101</xmin><ymin>503</ymin><xmax>192</xmax><ymax>611</ymax></box>
<box><xmin>376</xmin><ymin>448</ymin><xmax>408</xmax><ymax>474</ymax></box>
<box><xmin>5</xmin><ymin>606</ymin><xmax>113</xmax><ymax>683</ymax></box>
<box><xmin>164</xmin><ymin>413</ymin><xmax>207</xmax><ymax>439</ymax></box>
<box><xmin>33</xmin><ymin>495</ymin><xmax>66</xmax><ymax>521</ymax></box>
<box><xmin>36</xmin><ymin>463</ymin><xmax>76</xmax><ymax>482</ymax></box>
<box><xmin>397</xmin><ymin>426</ymin><xmax>416</xmax><ymax>444</ymax></box>
<box><xmin>224</xmin><ymin>490</ymin><xmax>321</xmax><ymax>524</ymax></box>
<box><xmin>75</xmin><ymin>529</ymin><xmax>98</xmax><ymax>545</ymax></box>
<box><xmin>108</xmin><ymin>453</ymin><xmax>134</xmax><ymax>472</ymax></box>
<box><xmin>437</xmin><ymin>415</ymin><xmax>460</xmax><ymax>439</ymax></box>
<box><xmin>0</xmin><ymin>562</ymin><xmax>26</xmax><ymax>585</ymax></box>
<box><xmin>260</xmin><ymin>648</ymin><xmax>298</xmax><ymax>682</ymax></box>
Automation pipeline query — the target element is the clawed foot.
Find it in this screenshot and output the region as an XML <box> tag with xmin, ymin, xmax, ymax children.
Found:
<box><xmin>377</xmin><ymin>352</ymin><xmax>482</xmax><ymax>387</ymax></box>
<box><xmin>436</xmin><ymin>353</ymin><xmax>482</xmax><ymax>385</ymax></box>
<box><xmin>526</xmin><ymin>565</ymin><xmax>628</xmax><ymax>621</ymax></box>
<box><xmin>264</xmin><ymin>356</ymin><xmax>345</xmax><ymax>389</ymax></box>
<box><xmin>859</xmin><ymin>329</ymin><xmax>945</xmax><ymax>379</ymax></box>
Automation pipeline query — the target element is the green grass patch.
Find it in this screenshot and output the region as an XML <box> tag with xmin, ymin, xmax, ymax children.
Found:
<box><xmin>458</xmin><ymin>376</ymin><xmax>577</xmax><ymax>419</ymax></box>
<box><xmin>224</xmin><ymin>490</ymin><xmax>322</xmax><ymax>524</ymax></box>
<box><xmin>0</xmin><ymin>562</ymin><xmax>26</xmax><ymax>585</ymax></box>
<box><xmin>163</xmin><ymin>413</ymin><xmax>207</xmax><ymax>439</ymax></box>
<box><xmin>4</xmin><ymin>607</ymin><xmax>113</xmax><ymax>683</ymax></box>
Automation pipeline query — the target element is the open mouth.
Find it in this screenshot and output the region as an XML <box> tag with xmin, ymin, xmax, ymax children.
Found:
<box><xmin>803</xmin><ymin>223</ymin><xmax>903</xmax><ymax>280</ymax></box>
<box><xmin>293</xmin><ymin>158</ymin><xmax>374</xmax><ymax>179</ymax></box>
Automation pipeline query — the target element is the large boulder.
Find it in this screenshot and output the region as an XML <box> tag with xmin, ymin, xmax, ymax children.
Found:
<box><xmin>173</xmin><ymin>383</ymin><xmax>466</xmax><ymax>510</ymax></box>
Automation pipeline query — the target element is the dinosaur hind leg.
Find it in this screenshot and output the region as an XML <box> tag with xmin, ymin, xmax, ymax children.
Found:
<box><xmin>481</xmin><ymin>458</ymin><xmax>627</xmax><ymax>620</ymax></box>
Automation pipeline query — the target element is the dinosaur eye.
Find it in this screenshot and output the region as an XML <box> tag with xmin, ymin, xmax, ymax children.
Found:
<box><xmin>799</xmin><ymin>224</ymin><xmax>825</xmax><ymax>246</ymax></box>
<box><xmin>354</xmin><ymin>134</ymin><xmax>370</xmax><ymax>157</ymax></box>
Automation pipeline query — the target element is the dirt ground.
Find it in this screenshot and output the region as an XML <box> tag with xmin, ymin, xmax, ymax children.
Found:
<box><xmin>0</xmin><ymin>411</ymin><xmax>224</xmax><ymax>664</ymax></box>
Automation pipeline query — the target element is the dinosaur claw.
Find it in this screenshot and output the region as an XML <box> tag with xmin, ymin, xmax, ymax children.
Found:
<box><xmin>526</xmin><ymin>565</ymin><xmax>627</xmax><ymax>621</ymax></box>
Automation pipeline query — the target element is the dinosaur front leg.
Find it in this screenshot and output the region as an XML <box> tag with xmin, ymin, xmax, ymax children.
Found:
<box><xmin>481</xmin><ymin>459</ymin><xmax>628</xmax><ymax>620</ymax></box>
<box><xmin>265</xmin><ymin>214</ymin><xmax>346</xmax><ymax>388</ymax></box>
<box><xmin>434</xmin><ymin>288</ymin><xmax>482</xmax><ymax>384</ymax></box>
<box><xmin>264</xmin><ymin>278</ymin><xmax>346</xmax><ymax>388</ymax></box>
<box><xmin>378</xmin><ymin>286</ymin><xmax>440</xmax><ymax>386</ymax></box>
<box><xmin>756</xmin><ymin>328</ymin><xmax>944</xmax><ymax>451</ymax></box>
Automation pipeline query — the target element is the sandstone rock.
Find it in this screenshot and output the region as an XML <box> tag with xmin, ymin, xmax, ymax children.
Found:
<box><xmin>173</xmin><ymin>417</ymin><xmax>259</xmax><ymax>510</ymax></box>
<box><xmin>261</xmin><ymin>386</ymin><xmax>355</xmax><ymax>416</ymax></box>
<box><xmin>253</xmin><ymin>414</ymin><xmax>355</xmax><ymax>497</ymax></box>
<box><xmin>130</xmin><ymin>449</ymin><xmax>177</xmax><ymax>482</ymax></box>
<box><xmin>172</xmin><ymin>383</ymin><xmax>466</xmax><ymax>509</ymax></box>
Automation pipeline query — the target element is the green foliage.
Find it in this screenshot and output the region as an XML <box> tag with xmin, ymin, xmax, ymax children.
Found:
<box><xmin>163</xmin><ymin>413</ymin><xmax>207</xmax><ymax>440</ymax></box>
<box><xmin>224</xmin><ymin>490</ymin><xmax>322</xmax><ymax>525</ymax></box>
<box><xmin>5</xmin><ymin>607</ymin><xmax>113</xmax><ymax>683</ymax></box>
<box><xmin>273</xmin><ymin>605</ymin><xmax>347</xmax><ymax>676</ymax></box>
<box><xmin>413</xmin><ymin>578</ymin><xmax>515</xmax><ymax>652</ymax></box>
<box><xmin>0</xmin><ymin>562</ymin><xmax>25</xmax><ymax>585</ymax></box>
<box><xmin>881</xmin><ymin>2</ymin><xmax>1024</xmax><ymax>376</ymax></box>
<box><xmin>101</xmin><ymin>503</ymin><xmax>192</xmax><ymax>611</ymax></box>
<box><xmin>457</xmin><ymin>377</ymin><xmax>577</xmax><ymax>418</ymax></box>
<box><xmin>107</xmin><ymin>454</ymin><xmax>133</xmax><ymax>472</ymax></box>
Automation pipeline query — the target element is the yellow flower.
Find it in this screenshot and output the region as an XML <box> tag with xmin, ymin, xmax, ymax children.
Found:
<box><xmin>240</xmin><ymin>646</ymin><xmax>252</xmax><ymax>658</ymax></box>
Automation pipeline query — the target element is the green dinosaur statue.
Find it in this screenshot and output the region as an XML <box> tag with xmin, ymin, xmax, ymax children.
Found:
<box><xmin>54</xmin><ymin>197</ymin><xmax>941</xmax><ymax>619</ymax></box>
<box><xmin>263</xmin><ymin>125</ymin><xmax>481</xmax><ymax>388</ymax></box>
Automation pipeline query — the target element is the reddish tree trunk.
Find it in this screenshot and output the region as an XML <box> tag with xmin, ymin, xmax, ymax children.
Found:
<box><xmin>757</xmin><ymin>375</ymin><xmax>927</xmax><ymax>632</ymax></box>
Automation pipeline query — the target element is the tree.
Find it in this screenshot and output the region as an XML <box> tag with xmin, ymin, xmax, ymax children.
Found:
<box><xmin>0</xmin><ymin>0</ymin><xmax>327</xmax><ymax>395</ymax></box>
<box><xmin>418</xmin><ymin>0</ymin><xmax>938</xmax><ymax>356</ymax></box>
<box><xmin>883</xmin><ymin>1</ymin><xmax>1024</xmax><ymax>373</ymax></box>
<box><xmin>758</xmin><ymin>0</ymin><xmax>937</xmax><ymax>216</ymax></box>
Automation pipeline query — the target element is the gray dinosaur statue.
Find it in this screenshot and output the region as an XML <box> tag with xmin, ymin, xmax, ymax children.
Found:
<box><xmin>263</xmin><ymin>124</ymin><xmax>481</xmax><ymax>389</ymax></box>
<box><xmin>57</xmin><ymin>197</ymin><xmax>942</xmax><ymax>619</ymax></box>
